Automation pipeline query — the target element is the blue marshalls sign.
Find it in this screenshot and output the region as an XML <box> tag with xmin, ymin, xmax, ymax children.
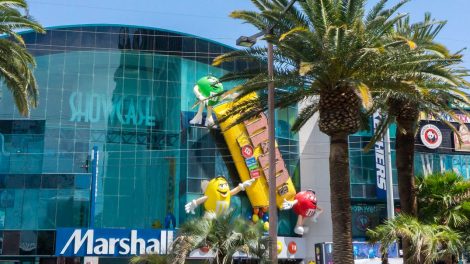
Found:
<box><xmin>55</xmin><ymin>228</ymin><xmax>174</xmax><ymax>257</ymax></box>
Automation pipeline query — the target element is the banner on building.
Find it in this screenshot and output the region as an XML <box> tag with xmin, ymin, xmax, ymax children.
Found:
<box><xmin>420</xmin><ymin>112</ymin><xmax>470</xmax><ymax>124</ymax></box>
<box><xmin>454</xmin><ymin>124</ymin><xmax>470</xmax><ymax>152</ymax></box>
<box><xmin>373</xmin><ymin>112</ymin><xmax>387</xmax><ymax>200</ymax></box>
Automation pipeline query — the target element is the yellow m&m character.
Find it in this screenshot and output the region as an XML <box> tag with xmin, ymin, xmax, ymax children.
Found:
<box><xmin>185</xmin><ymin>176</ymin><xmax>255</xmax><ymax>218</ymax></box>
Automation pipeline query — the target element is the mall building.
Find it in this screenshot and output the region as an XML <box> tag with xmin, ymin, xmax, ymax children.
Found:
<box><xmin>0</xmin><ymin>24</ymin><xmax>306</xmax><ymax>264</ymax></box>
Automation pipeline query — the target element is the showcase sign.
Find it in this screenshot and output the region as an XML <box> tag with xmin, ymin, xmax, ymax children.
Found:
<box><xmin>69</xmin><ymin>91</ymin><xmax>156</xmax><ymax>126</ymax></box>
<box><xmin>55</xmin><ymin>228</ymin><xmax>174</xmax><ymax>257</ymax></box>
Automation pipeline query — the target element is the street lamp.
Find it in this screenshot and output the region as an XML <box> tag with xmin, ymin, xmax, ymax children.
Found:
<box><xmin>235</xmin><ymin>1</ymin><xmax>301</xmax><ymax>263</ymax></box>
<box><xmin>235</xmin><ymin>32</ymin><xmax>264</xmax><ymax>47</ymax></box>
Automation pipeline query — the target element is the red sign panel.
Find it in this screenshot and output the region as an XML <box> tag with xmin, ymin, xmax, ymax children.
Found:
<box><xmin>250</xmin><ymin>169</ymin><xmax>260</xmax><ymax>179</ymax></box>
<box><xmin>241</xmin><ymin>145</ymin><xmax>254</xmax><ymax>158</ymax></box>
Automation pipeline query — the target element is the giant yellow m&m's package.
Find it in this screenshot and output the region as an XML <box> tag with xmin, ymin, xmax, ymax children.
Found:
<box><xmin>213</xmin><ymin>94</ymin><xmax>296</xmax><ymax>208</ymax></box>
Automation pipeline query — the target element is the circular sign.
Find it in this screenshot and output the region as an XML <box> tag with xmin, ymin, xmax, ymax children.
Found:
<box><xmin>354</xmin><ymin>213</ymin><xmax>370</xmax><ymax>232</ymax></box>
<box><xmin>420</xmin><ymin>124</ymin><xmax>442</xmax><ymax>149</ymax></box>
<box><xmin>277</xmin><ymin>240</ymin><xmax>283</xmax><ymax>254</ymax></box>
<box><xmin>288</xmin><ymin>241</ymin><xmax>297</xmax><ymax>254</ymax></box>
<box><xmin>241</xmin><ymin>145</ymin><xmax>254</xmax><ymax>158</ymax></box>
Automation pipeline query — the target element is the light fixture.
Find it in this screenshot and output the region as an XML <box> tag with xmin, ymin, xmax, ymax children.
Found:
<box><xmin>236</xmin><ymin>36</ymin><xmax>257</xmax><ymax>48</ymax></box>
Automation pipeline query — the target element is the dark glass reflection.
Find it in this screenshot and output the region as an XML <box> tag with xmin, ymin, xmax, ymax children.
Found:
<box><xmin>36</xmin><ymin>231</ymin><xmax>54</xmax><ymax>255</ymax></box>
<box><xmin>2</xmin><ymin>231</ymin><xmax>20</xmax><ymax>255</ymax></box>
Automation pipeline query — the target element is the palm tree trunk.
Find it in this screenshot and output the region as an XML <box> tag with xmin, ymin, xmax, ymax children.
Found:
<box><xmin>395</xmin><ymin>118</ymin><xmax>418</xmax><ymax>264</ymax></box>
<box><xmin>389</xmin><ymin>98</ymin><xmax>419</xmax><ymax>264</ymax></box>
<box><xmin>395</xmin><ymin>123</ymin><xmax>418</xmax><ymax>216</ymax></box>
<box><xmin>381</xmin><ymin>253</ymin><xmax>389</xmax><ymax>264</ymax></box>
<box><xmin>217</xmin><ymin>252</ymin><xmax>225</xmax><ymax>264</ymax></box>
<box><xmin>330</xmin><ymin>132</ymin><xmax>354</xmax><ymax>264</ymax></box>
<box><xmin>440</xmin><ymin>254</ymin><xmax>454</xmax><ymax>264</ymax></box>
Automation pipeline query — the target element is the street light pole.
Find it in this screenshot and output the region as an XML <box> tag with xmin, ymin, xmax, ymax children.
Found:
<box><xmin>267</xmin><ymin>41</ymin><xmax>278</xmax><ymax>263</ymax></box>
<box><xmin>235</xmin><ymin>2</ymin><xmax>300</xmax><ymax>263</ymax></box>
<box><xmin>237</xmin><ymin>34</ymin><xmax>279</xmax><ymax>264</ymax></box>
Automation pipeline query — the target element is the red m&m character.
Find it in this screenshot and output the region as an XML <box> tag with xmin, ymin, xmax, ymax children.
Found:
<box><xmin>282</xmin><ymin>189</ymin><xmax>323</xmax><ymax>235</ymax></box>
<box><xmin>293</xmin><ymin>190</ymin><xmax>317</xmax><ymax>217</ymax></box>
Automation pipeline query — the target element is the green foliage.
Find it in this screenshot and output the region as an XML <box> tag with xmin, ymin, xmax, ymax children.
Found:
<box><xmin>0</xmin><ymin>0</ymin><xmax>45</xmax><ymax>116</ymax></box>
<box><xmin>130</xmin><ymin>254</ymin><xmax>169</xmax><ymax>264</ymax></box>
<box><xmin>417</xmin><ymin>171</ymin><xmax>470</xmax><ymax>227</ymax></box>
<box><xmin>367</xmin><ymin>214</ymin><xmax>461</xmax><ymax>264</ymax></box>
<box><xmin>169</xmin><ymin>211</ymin><xmax>268</xmax><ymax>264</ymax></box>
<box><xmin>369</xmin><ymin>171</ymin><xmax>470</xmax><ymax>263</ymax></box>
<box><xmin>463</xmin><ymin>201</ymin><xmax>470</xmax><ymax>214</ymax></box>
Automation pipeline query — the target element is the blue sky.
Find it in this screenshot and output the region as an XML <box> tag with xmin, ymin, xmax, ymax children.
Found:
<box><xmin>29</xmin><ymin>0</ymin><xmax>469</xmax><ymax>69</ymax></box>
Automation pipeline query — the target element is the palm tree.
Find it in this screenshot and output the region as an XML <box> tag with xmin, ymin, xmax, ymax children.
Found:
<box><xmin>366</xmin><ymin>15</ymin><xmax>470</xmax><ymax>262</ymax></box>
<box><xmin>372</xmin><ymin>14</ymin><xmax>470</xmax><ymax>218</ymax></box>
<box><xmin>368</xmin><ymin>171</ymin><xmax>470</xmax><ymax>263</ymax></box>
<box><xmin>213</xmin><ymin>0</ymin><xmax>466</xmax><ymax>262</ymax></box>
<box><xmin>367</xmin><ymin>214</ymin><xmax>462</xmax><ymax>264</ymax></box>
<box><xmin>169</xmin><ymin>211</ymin><xmax>268</xmax><ymax>264</ymax></box>
<box><xmin>0</xmin><ymin>0</ymin><xmax>45</xmax><ymax>116</ymax></box>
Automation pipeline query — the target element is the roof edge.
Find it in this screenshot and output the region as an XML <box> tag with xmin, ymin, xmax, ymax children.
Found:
<box><xmin>20</xmin><ymin>23</ymin><xmax>236</xmax><ymax>51</ymax></box>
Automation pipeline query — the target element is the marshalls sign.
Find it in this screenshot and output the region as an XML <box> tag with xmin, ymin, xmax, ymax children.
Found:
<box><xmin>55</xmin><ymin>228</ymin><xmax>174</xmax><ymax>256</ymax></box>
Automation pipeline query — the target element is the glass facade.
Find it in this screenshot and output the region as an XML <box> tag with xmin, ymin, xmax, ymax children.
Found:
<box><xmin>415</xmin><ymin>152</ymin><xmax>470</xmax><ymax>178</ymax></box>
<box><xmin>349</xmin><ymin>118</ymin><xmax>470</xmax><ymax>239</ymax></box>
<box><xmin>348</xmin><ymin>125</ymin><xmax>399</xmax><ymax>201</ymax></box>
<box><xmin>0</xmin><ymin>25</ymin><xmax>300</xmax><ymax>258</ymax></box>
<box><xmin>348</xmin><ymin>122</ymin><xmax>399</xmax><ymax>239</ymax></box>
<box><xmin>414</xmin><ymin>120</ymin><xmax>470</xmax><ymax>179</ymax></box>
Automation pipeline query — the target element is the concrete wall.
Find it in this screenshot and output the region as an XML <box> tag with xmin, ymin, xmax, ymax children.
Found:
<box><xmin>298</xmin><ymin>109</ymin><xmax>333</xmax><ymax>260</ymax></box>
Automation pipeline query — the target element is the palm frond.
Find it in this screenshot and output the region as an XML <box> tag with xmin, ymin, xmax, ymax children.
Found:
<box><xmin>0</xmin><ymin>1</ymin><xmax>44</xmax><ymax>116</ymax></box>
<box><xmin>168</xmin><ymin>211</ymin><xmax>267</xmax><ymax>264</ymax></box>
<box><xmin>365</xmin><ymin>0</ymin><xmax>388</xmax><ymax>22</ymax></box>
<box><xmin>367</xmin><ymin>214</ymin><xmax>462</xmax><ymax>264</ymax></box>
<box><xmin>291</xmin><ymin>99</ymin><xmax>319</xmax><ymax>132</ymax></box>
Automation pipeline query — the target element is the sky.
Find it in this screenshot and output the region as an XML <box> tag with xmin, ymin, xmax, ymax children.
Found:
<box><xmin>28</xmin><ymin>0</ymin><xmax>470</xmax><ymax>69</ymax></box>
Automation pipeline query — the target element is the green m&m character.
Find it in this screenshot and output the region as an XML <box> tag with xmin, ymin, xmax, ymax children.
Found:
<box><xmin>190</xmin><ymin>76</ymin><xmax>224</xmax><ymax>126</ymax></box>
